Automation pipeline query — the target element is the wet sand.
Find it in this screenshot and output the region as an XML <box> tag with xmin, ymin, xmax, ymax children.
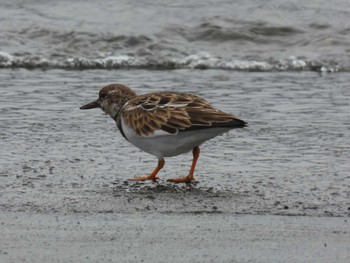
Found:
<box><xmin>1</xmin><ymin>212</ymin><xmax>349</xmax><ymax>263</ymax></box>
<box><xmin>1</xmin><ymin>69</ymin><xmax>349</xmax><ymax>217</ymax></box>
<box><xmin>1</xmin><ymin>69</ymin><xmax>349</xmax><ymax>262</ymax></box>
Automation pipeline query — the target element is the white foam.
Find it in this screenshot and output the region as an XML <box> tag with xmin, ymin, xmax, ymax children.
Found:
<box><xmin>0</xmin><ymin>51</ymin><xmax>13</xmax><ymax>66</ymax></box>
<box><xmin>0</xmin><ymin>50</ymin><xmax>343</xmax><ymax>72</ymax></box>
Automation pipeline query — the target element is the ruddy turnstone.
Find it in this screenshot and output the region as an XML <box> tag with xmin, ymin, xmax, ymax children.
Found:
<box><xmin>80</xmin><ymin>83</ymin><xmax>247</xmax><ymax>183</ymax></box>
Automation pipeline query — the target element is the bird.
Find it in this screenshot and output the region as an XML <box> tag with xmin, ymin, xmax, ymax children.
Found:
<box><xmin>80</xmin><ymin>83</ymin><xmax>247</xmax><ymax>183</ymax></box>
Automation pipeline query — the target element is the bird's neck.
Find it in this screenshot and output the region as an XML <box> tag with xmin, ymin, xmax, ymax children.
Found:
<box><xmin>110</xmin><ymin>96</ymin><xmax>135</xmax><ymax>121</ymax></box>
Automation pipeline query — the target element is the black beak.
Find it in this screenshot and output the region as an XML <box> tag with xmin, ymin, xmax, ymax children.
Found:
<box><xmin>80</xmin><ymin>100</ymin><xmax>99</xmax><ymax>109</ymax></box>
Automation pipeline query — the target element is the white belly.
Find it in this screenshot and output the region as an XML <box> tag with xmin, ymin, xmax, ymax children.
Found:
<box><xmin>121</xmin><ymin>119</ymin><xmax>230</xmax><ymax>159</ymax></box>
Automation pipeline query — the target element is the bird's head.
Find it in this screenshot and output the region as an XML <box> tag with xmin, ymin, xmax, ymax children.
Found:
<box><xmin>80</xmin><ymin>83</ymin><xmax>137</xmax><ymax>119</ymax></box>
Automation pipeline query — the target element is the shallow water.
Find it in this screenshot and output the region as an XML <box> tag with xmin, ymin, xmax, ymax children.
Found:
<box><xmin>1</xmin><ymin>0</ymin><xmax>350</xmax><ymax>71</ymax></box>
<box><xmin>0</xmin><ymin>69</ymin><xmax>349</xmax><ymax>216</ymax></box>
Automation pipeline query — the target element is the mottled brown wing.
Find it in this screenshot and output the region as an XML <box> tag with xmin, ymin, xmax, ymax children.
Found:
<box><xmin>185</xmin><ymin>96</ymin><xmax>238</xmax><ymax>126</ymax></box>
<box><xmin>121</xmin><ymin>92</ymin><xmax>244</xmax><ymax>137</ymax></box>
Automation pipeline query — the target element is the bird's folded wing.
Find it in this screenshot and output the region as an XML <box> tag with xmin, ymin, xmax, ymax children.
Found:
<box><xmin>121</xmin><ymin>92</ymin><xmax>244</xmax><ymax>137</ymax></box>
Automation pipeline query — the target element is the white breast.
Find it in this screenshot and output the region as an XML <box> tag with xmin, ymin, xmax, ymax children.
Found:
<box><xmin>120</xmin><ymin>118</ymin><xmax>230</xmax><ymax>159</ymax></box>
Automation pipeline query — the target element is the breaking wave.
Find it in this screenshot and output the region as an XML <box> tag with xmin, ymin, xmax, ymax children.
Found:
<box><xmin>0</xmin><ymin>51</ymin><xmax>343</xmax><ymax>72</ymax></box>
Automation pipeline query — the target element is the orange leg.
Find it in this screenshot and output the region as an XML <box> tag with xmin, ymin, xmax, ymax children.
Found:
<box><xmin>129</xmin><ymin>159</ymin><xmax>164</xmax><ymax>182</ymax></box>
<box><xmin>167</xmin><ymin>147</ymin><xmax>200</xmax><ymax>183</ymax></box>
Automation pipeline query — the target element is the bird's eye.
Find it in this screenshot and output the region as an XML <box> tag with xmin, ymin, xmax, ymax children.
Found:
<box><xmin>99</xmin><ymin>92</ymin><xmax>108</xmax><ymax>99</ymax></box>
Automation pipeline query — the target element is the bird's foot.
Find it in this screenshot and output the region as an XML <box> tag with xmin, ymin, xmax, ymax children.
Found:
<box><xmin>128</xmin><ymin>175</ymin><xmax>159</xmax><ymax>182</ymax></box>
<box><xmin>167</xmin><ymin>175</ymin><xmax>196</xmax><ymax>184</ymax></box>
